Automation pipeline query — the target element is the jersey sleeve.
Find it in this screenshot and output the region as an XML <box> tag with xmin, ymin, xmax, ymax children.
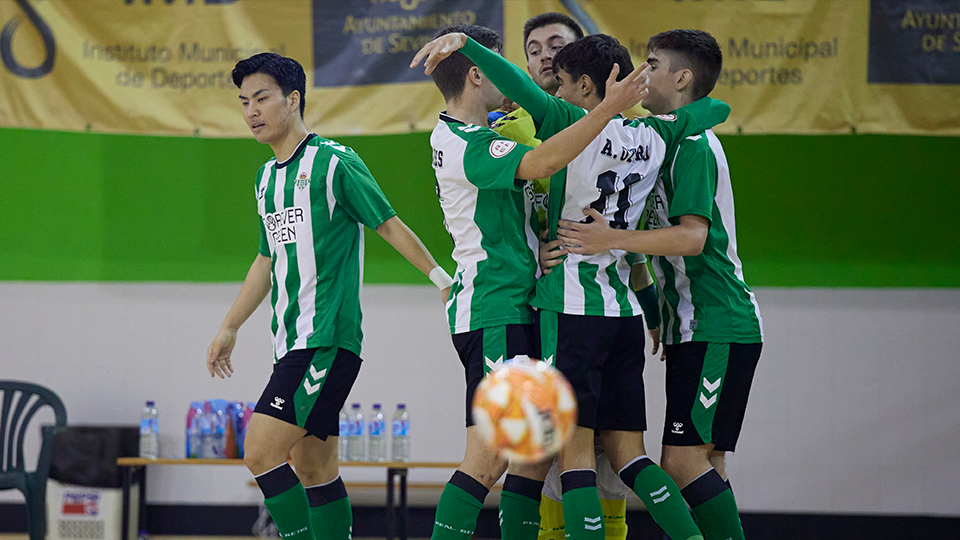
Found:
<box><xmin>258</xmin><ymin>221</ymin><xmax>270</xmax><ymax>256</ymax></box>
<box><xmin>255</xmin><ymin>166</ymin><xmax>270</xmax><ymax>256</ymax></box>
<box><xmin>463</xmin><ymin>129</ymin><xmax>535</xmax><ymax>190</ymax></box>
<box><xmin>331</xmin><ymin>151</ymin><xmax>397</xmax><ymax>229</ymax></box>
<box><xmin>667</xmin><ymin>140</ymin><xmax>718</xmax><ymax>224</ymax></box>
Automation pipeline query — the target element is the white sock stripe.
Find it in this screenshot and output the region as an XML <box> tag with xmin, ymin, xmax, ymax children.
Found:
<box><xmin>617</xmin><ymin>455</ymin><xmax>650</xmax><ymax>476</ymax></box>
<box><xmin>303</xmin><ymin>475</ymin><xmax>342</xmax><ymax>489</ymax></box>
<box><xmin>253</xmin><ymin>462</ymin><xmax>290</xmax><ymax>479</ymax></box>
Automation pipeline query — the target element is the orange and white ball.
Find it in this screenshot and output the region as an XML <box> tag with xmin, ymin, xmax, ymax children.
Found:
<box><xmin>472</xmin><ymin>360</ymin><xmax>577</xmax><ymax>463</ymax></box>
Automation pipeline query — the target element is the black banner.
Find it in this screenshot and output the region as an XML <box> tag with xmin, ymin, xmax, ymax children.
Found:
<box><xmin>868</xmin><ymin>0</ymin><xmax>960</xmax><ymax>84</ymax></box>
<box><xmin>312</xmin><ymin>0</ymin><xmax>503</xmax><ymax>88</ymax></box>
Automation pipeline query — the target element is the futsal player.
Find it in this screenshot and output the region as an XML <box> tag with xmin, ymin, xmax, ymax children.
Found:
<box><xmin>555</xmin><ymin>30</ymin><xmax>764</xmax><ymax>540</ymax></box>
<box><xmin>413</xmin><ymin>31</ymin><xmax>731</xmax><ymax>540</ymax></box>
<box><xmin>205</xmin><ymin>52</ymin><xmax>452</xmax><ymax>540</ymax></box>
<box><xmin>483</xmin><ymin>12</ymin><xmax>635</xmax><ymax>540</ymax></box>
<box><xmin>410</xmin><ymin>24</ymin><xmax>650</xmax><ymax>540</ymax></box>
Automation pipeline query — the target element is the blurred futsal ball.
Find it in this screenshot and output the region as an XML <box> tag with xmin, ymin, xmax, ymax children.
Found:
<box><xmin>471</xmin><ymin>359</ymin><xmax>577</xmax><ymax>463</ymax></box>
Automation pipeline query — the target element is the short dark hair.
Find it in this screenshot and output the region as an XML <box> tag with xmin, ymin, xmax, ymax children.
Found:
<box><xmin>430</xmin><ymin>25</ymin><xmax>503</xmax><ymax>102</ymax></box>
<box><xmin>522</xmin><ymin>12</ymin><xmax>584</xmax><ymax>56</ymax></box>
<box><xmin>647</xmin><ymin>29</ymin><xmax>722</xmax><ymax>101</ymax></box>
<box><xmin>552</xmin><ymin>34</ymin><xmax>633</xmax><ymax>100</ymax></box>
<box><xmin>232</xmin><ymin>53</ymin><xmax>306</xmax><ymax>118</ymax></box>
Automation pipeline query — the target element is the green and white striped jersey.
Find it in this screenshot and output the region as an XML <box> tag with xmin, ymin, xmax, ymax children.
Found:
<box><xmin>256</xmin><ymin>134</ymin><xmax>396</xmax><ymax>361</ymax></box>
<box><xmin>642</xmin><ymin>102</ymin><xmax>763</xmax><ymax>344</ymax></box>
<box><xmin>431</xmin><ymin>113</ymin><xmax>540</xmax><ymax>334</ymax></box>
<box><xmin>454</xmin><ymin>36</ymin><xmax>729</xmax><ymax>318</ymax></box>
<box><xmin>531</xmin><ymin>99</ymin><xmax>730</xmax><ymax>317</ymax></box>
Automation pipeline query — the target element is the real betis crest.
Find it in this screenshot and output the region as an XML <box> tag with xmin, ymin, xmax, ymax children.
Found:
<box><xmin>296</xmin><ymin>172</ymin><xmax>310</xmax><ymax>190</ymax></box>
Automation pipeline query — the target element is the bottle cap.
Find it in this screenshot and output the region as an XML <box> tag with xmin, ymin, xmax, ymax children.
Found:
<box><xmin>352</xmin><ymin>402</ymin><xmax>360</xmax><ymax>407</ymax></box>
<box><xmin>373</xmin><ymin>403</ymin><xmax>381</xmax><ymax>408</ymax></box>
<box><xmin>146</xmin><ymin>401</ymin><xmax>155</xmax><ymax>406</ymax></box>
<box><xmin>397</xmin><ymin>403</ymin><xmax>406</xmax><ymax>409</ymax></box>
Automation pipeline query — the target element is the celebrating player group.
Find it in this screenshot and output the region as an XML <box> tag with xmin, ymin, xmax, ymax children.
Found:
<box><xmin>207</xmin><ymin>10</ymin><xmax>762</xmax><ymax>540</ymax></box>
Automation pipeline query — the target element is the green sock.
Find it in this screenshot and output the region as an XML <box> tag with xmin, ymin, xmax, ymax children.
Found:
<box><xmin>499</xmin><ymin>474</ymin><xmax>544</xmax><ymax>540</ymax></box>
<box><xmin>560</xmin><ymin>470</ymin><xmax>605</xmax><ymax>540</ymax></box>
<box><xmin>306</xmin><ymin>477</ymin><xmax>352</xmax><ymax>540</ymax></box>
<box><xmin>255</xmin><ymin>464</ymin><xmax>313</xmax><ymax>540</ymax></box>
<box><xmin>619</xmin><ymin>458</ymin><xmax>702</xmax><ymax>540</ymax></box>
<box><xmin>682</xmin><ymin>470</ymin><xmax>745</xmax><ymax>540</ymax></box>
<box><xmin>432</xmin><ymin>471</ymin><xmax>488</xmax><ymax>540</ymax></box>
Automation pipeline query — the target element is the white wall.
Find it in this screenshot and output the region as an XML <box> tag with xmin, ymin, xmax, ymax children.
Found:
<box><xmin>1</xmin><ymin>283</ymin><xmax>958</xmax><ymax>515</ymax></box>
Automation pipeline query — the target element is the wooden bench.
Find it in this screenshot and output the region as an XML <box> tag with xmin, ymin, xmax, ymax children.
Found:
<box><xmin>116</xmin><ymin>458</ymin><xmax>460</xmax><ymax>540</ymax></box>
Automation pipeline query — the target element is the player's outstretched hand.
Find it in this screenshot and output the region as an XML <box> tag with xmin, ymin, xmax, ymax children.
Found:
<box><xmin>599</xmin><ymin>62</ymin><xmax>650</xmax><ymax>115</ymax></box>
<box><xmin>410</xmin><ymin>32</ymin><xmax>468</xmax><ymax>75</ymax></box>
<box><xmin>206</xmin><ymin>327</ymin><xmax>237</xmax><ymax>379</ymax></box>
<box><xmin>557</xmin><ymin>208</ymin><xmax>616</xmax><ymax>255</ymax></box>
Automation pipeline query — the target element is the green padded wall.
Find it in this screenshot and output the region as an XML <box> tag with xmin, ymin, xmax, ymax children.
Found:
<box><xmin>1</xmin><ymin>127</ymin><xmax>955</xmax><ymax>287</ymax></box>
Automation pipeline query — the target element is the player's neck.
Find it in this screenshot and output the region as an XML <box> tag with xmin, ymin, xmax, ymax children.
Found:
<box><xmin>270</xmin><ymin>123</ymin><xmax>311</xmax><ymax>163</ymax></box>
<box><xmin>445</xmin><ymin>99</ymin><xmax>488</xmax><ymax>128</ymax></box>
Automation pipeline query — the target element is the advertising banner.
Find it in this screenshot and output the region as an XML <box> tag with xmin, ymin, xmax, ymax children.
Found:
<box><xmin>0</xmin><ymin>0</ymin><xmax>957</xmax><ymax>136</ymax></box>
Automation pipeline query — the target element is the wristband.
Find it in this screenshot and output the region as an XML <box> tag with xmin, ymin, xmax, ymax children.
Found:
<box><xmin>429</xmin><ymin>266</ymin><xmax>454</xmax><ymax>289</ymax></box>
<box><xmin>635</xmin><ymin>282</ymin><xmax>660</xmax><ymax>330</ymax></box>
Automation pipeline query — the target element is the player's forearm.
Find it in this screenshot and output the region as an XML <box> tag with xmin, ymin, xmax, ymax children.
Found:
<box><xmin>461</xmin><ymin>37</ymin><xmax>549</xmax><ymax>121</ymax></box>
<box><xmin>220</xmin><ymin>254</ymin><xmax>271</xmax><ymax>331</ymax></box>
<box><xmin>515</xmin><ymin>103</ymin><xmax>616</xmax><ymax>180</ymax></box>
<box><xmin>610</xmin><ymin>224</ymin><xmax>707</xmax><ymax>257</ymax></box>
<box><xmin>376</xmin><ymin>216</ymin><xmax>441</xmax><ymax>277</ymax></box>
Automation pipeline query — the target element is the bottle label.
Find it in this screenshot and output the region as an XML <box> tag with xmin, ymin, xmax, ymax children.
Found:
<box><xmin>392</xmin><ymin>419</ymin><xmax>409</xmax><ymax>436</ymax></box>
<box><xmin>140</xmin><ymin>418</ymin><xmax>158</xmax><ymax>435</ymax></box>
<box><xmin>369</xmin><ymin>420</ymin><xmax>386</xmax><ymax>436</ymax></box>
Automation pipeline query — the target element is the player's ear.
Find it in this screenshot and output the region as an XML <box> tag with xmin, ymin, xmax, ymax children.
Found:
<box><xmin>287</xmin><ymin>90</ymin><xmax>301</xmax><ymax>113</ymax></box>
<box><xmin>468</xmin><ymin>65</ymin><xmax>483</xmax><ymax>87</ymax></box>
<box><xmin>675</xmin><ymin>69</ymin><xmax>694</xmax><ymax>92</ymax></box>
<box><xmin>578</xmin><ymin>73</ymin><xmax>593</xmax><ymax>97</ymax></box>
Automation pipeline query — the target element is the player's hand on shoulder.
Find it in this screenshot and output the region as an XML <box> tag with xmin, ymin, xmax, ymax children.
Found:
<box><xmin>410</xmin><ymin>32</ymin><xmax>468</xmax><ymax>75</ymax></box>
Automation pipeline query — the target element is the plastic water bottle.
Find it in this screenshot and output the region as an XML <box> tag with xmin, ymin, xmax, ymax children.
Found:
<box><xmin>338</xmin><ymin>407</ymin><xmax>349</xmax><ymax>462</ymax></box>
<box><xmin>368</xmin><ymin>404</ymin><xmax>387</xmax><ymax>462</ymax></box>
<box><xmin>347</xmin><ymin>403</ymin><xmax>365</xmax><ymax>461</ymax></box>
<box><xmin>199</xmin><ymin>401</ymin><xmax>222</xmax><ymax>458</ymax></box>
<box><xmin>391</xmin><ymin>403</ymin><xmax>410</xmax><ymax>462</ymax></box>
<box><xmin>139</xmin><ymin>401</ymin><xmax>159</xmax><ymax>460</ymax></box>
<box><xmin>186</xmin><ymin>402</ymin><xmax>203</xmax><ymax>458</ymax></box>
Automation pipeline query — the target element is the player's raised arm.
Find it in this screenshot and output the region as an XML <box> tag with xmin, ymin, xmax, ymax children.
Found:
<box><xmin>413</xmin><ymin>33</ymin><xmax>551</xmax><ymax>122</ymax></box>
<box><xmin>514</xmin><ymin>62</ymin><xmax>650</xmax><ymax>180</ymax></box>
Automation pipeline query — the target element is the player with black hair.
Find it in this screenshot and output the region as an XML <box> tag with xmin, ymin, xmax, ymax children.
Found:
<box><xmin>556</xmin><ymin>29</ymin><xmax>763</xmax><ymax>540</ymax></box>
<box><xmin>413</xmin><ymin>25</ymin><xmax>650</xmax><ymax>540</ymax></box>
<box><xmin>208</xmin><ymin>52</ymin><xmax>450</xmax><ymax>540</ymax></box>
<box><xmin>414</xmin><ymin>29</ymin><xmax>732</xmax><ymax>540</ymax></box>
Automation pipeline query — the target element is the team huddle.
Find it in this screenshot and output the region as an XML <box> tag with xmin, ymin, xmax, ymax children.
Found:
<box><xmin>206</xmin><ymin>11</ymin><xmax>762</xmax><ymax>540</ymax></box>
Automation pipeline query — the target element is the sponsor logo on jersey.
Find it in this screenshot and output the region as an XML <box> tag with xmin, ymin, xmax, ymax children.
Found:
<box><xmin>671</xmin><ymin>421</ymin><xmax>684</xmax><ymax>434</ymax></box>
<box><xmin>489</xmin><ymin>139</ymin><xmax>516</xmax><ymax>158</ymax></box>
<box><xmin>270</xmin><ymin>397</ymin><xmax>285</xmax><ymax>410</ymax></box>
<box><xmin>263</xmin><ymin>206</ymin><xmax>306</xmax><ymax>245</ymax></box>
<box><xmin>653</xmin><ymin>113</ymin><xmax>677</xmax><ymax>121</ymax></box>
